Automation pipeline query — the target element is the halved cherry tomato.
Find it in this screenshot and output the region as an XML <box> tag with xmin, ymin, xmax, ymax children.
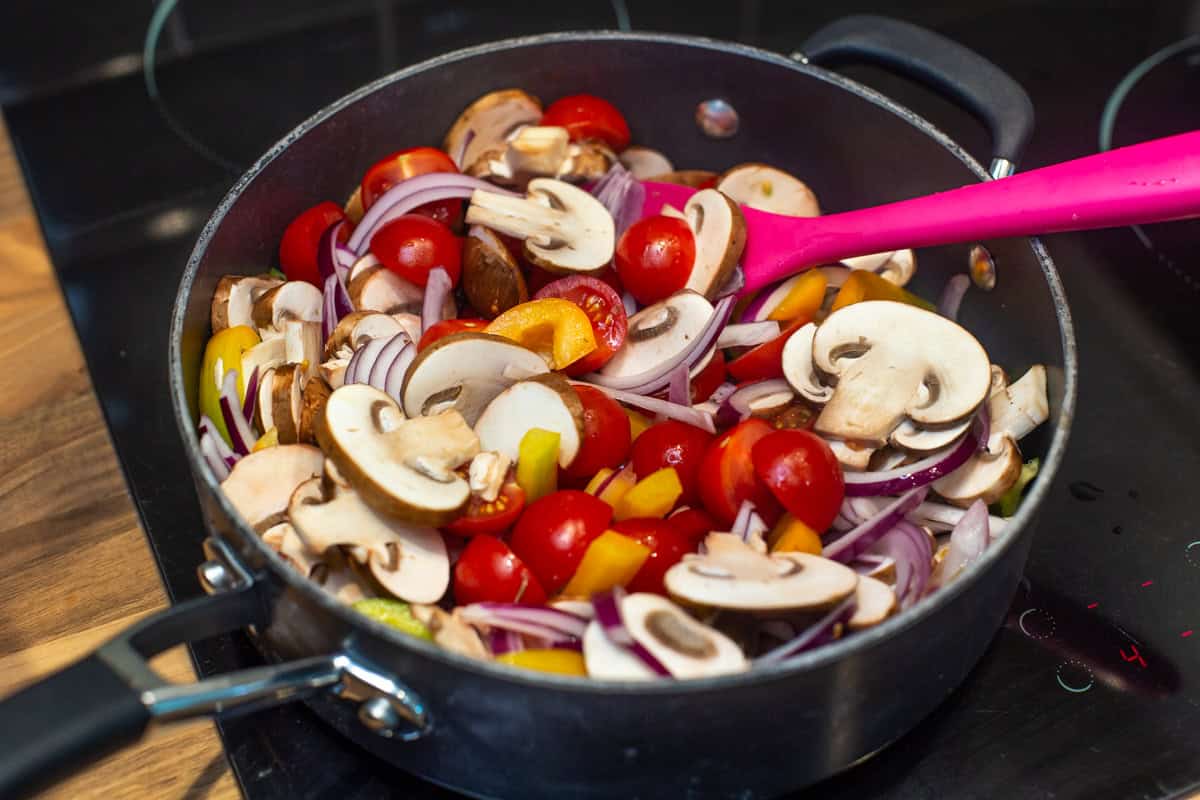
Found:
<box><xmin>612</xmin><ymin>518</ymin><xmax>695</xmax><ymax>595</ymax></box>
<box><xmin>690</xmin><ymin>352</ymin><xmax>727</xmax><ymax>403</ymax></box>
<box><xmin>751</xmin><ymin>429</ymin><xmax>844</xmax><ymax>532</ymax></box>
<box><xmin>667</xmin><ymin>507</ymin><xmax>718</xmax><ymax>543</ymax></box>
<box><xmin>697</xmin><ymin>418</ymin><xmax>782</xmax><ymax>527</ymax></box>
<box><xmin>563</xmin><ymin>385</ymin><xmax>631</xmax><ymax>480</ymax></box>
<box><xmin>278</xmin><ymin>202</ymin><xmax>348</xmax><ymax>286</ymax></box>
<box><xmin>360</xmin><ymin>146</ymin><xmax>463</xmax><ymax>228</ymax></box>
<box><xmin>615</xmin><ymin>216</ymin><xmax>695</xmax><ymax>306</ymax></box>
<box><xmin>630</xmin><ymin>420</ymin><xmax>714</xmax><ymax>508</ymax></box>
<box><xmin>453</xmin><ymin>534</ymin><xmax>547</xmax><ymax>605</ymax></box>
<box><xmin>443</xmin><ymin>478</ymin><xmax>526</xmax><ymax>537</ymax></box>
<box><xmin>726</xmin><ymin>317</ymin><xmax>810</xmax><ymax>383</ymax></box>
<box><xmin>509</xmin><ymin>490</ymin><xmax>613</xmax><ymax>594</ymax></box>
<box><xmin>535</xmin><ymin>276</ymin><xmax>628</xmax><ymax>375</ymax></box>
<box><xmin>370</xmin><ymin>214</ymin><xmax>463</xmax><ymax>287</ymax></box>
<box><xmin>540</xmin><ymin>94</ymin><xmax>631</xmax><ymax>151</ymax></box>
<box><xmin>417</xmin><ymin>318</ymin><xmax>488</xmax><ymax>350</ymax></box>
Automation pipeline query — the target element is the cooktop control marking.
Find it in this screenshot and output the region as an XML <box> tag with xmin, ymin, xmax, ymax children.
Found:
<box><xmin>1056</xmin><ymin>660</ymin><xmax>1095</xmax><ymax>693</ymax></box>
<box><xmin>1119</xmin><ymin>644</ymin><xmax>1148</xmax><ymax>668</ymax></box>
<box><xmin>1182</xmin><ymin>630</ymin><xmax>1194</xmax><ymax>638</ymax></box>
<box><xmin>1186</xmin><ymin>541</ymin><xmax>1200</xmax><ymax>568</ymax></box>
<box><xmin>1018</xmin><ymin>608</ymin><xmax>1056</xmax><ymax>639</ymax></box>
<box><xmin>1141</xmin><ymin>580</ymin><xmax>1154</xmax><ymax>588</ymax></box>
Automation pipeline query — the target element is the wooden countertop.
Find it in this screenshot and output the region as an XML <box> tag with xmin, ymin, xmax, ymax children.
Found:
<box><xmin>0</xmin><ymin>119</ymin><xmax>240</xmax><ymax>798</ymax></box>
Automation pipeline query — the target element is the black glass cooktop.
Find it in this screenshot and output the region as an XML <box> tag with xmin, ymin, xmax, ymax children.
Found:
<box><xmin>5</xmin><ymin>1</ymin><xmax>1200</xmax><ymax>797</ymax></box>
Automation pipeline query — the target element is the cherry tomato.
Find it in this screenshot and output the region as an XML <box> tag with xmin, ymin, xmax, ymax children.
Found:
<box><xmin>278</xmin><ymin>201</ymin><xmax>348</xmax><ymax>286</ymax></box>
<box><xmin>630</xmin><ymin>420</ymin><xmax>714</xmax><ymax>508</ymax></box>
<box><xmin>727</xmin><ymin>317</ymin><xmax>810</xmax><ymax>383</ymax></box>
<box><xmin>697</xmin><ymin>418</ymin><xmax>782</xmax><ymax>527</ymax></box>
<box><xmin>535</xmin><ymin>276</ymin><xmax>629</xmax><ymax>375</ymax></box>
<box><xmin>667</xmin><ymin>507</ymin><xmax>718</xmax><ymax>543</ymax></box>
<box><xmin>690</xmin><ymin>352</ymin><xmax>727</xmax><ymax>403</ymax></box>
<box><xmin>612</xmin><ymin>518</ymin><xmax>695</xmax><ymax>595</ymax></box>
<box><xmin>751</xmin><ymin>430</ymin><xmax>844</xmax><ymax>532</ymax></box>
<box><xmin>615</xmin><ymin>216</ymin><xmax>695</xmax><ymax>306</ymax></box>
<box><xmin>417</xmin><ymin>318</ymin><xmax>488</xmax><ymax>350</ymax></box>
<box><xmin>509</xmin><ymin>490</ymin><xmax>612</xmax><ymax>594</ymax></box>
<box><xmin>360</xmin><ymin>146</ymin><xmax>463</xmax><ymax>228</ymax></box>
<box><xmin>540</xmin><ymin>94</ymin><xmax>631</xmax><ymax>151</ymax></box>
<box><xmin>454</xmin><ymin>534</ymin><xmax>547</xmax><ymax>605</ymax></box>
<box><xmin>444</xmin><ymin>478</ymin><xmax>526</xmax><ymax>537</ymax></box>
<box><xmin>370</xmin><ymin>214</ymin><xmax>463</xmax><ymax>287</ymax></box>
<box><xmin>563</xmin><ymin>385</ymin><xmax>631</xmax><ymax>480</ymax></box>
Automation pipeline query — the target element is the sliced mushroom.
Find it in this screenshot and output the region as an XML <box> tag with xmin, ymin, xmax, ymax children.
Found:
<box><xmin>411</xmin><ymin>605</ymin><xmax>490</xmax><ymax>660</ymax></box>
<box><xmin>583</xmin><ymin>620</ymin><xmax>657</xmax><ymax>681</ymax></box>
<box><xmin>400</xmin><ymin>331</ymin><xmax>548</xmax><ymax>424</ymax></box>
<box><xmin>646</xmin><ymin>170</ymin><xmax>718</xmax><ymax>188</ymax></box>
<box><xmin>557</xmin><ymin>141</ymin><xmax>616</xmax><ymax>183</ymax></box>
<box><xmin>986</xmin><ymin>365</ymin><xmax>1048</xmax><ymax>453</ymax></box>
<box><xmin>826</xmin><ymin>439</ymin><xmax>875</xmax><ymax>472</ymax></box>
<box><xmin>211</xmin><ymin>275</ymin><xmax>282</xmax><ymax>333</ymax></box>
<box><xmin>218</xmin><ymin>444</ymin><xmax>323</xmax><ymax>530</ymax></box>
<box><xmin>620</xmin><ymin>593</ymin><xmax>749</xmax><ymax>679</ymax></box>
<box><xmin>468</xmin><ymin>450</ymin><xmax>512</xmax><ymax>502</ymax></box>
<box><xmin>270</xmin><ymin>363</ymin><xmax>305</xmax><ymax>444</ymax></box>
<box><xmin>392</xmin><ymin>312</ymin><xmax>423</xmax><ymax>344</ymax></box>
<box><xmin>444</xmin><ymin>88</ymin><xmax>542</xmax><ymax>171</ymax></box>
<box><xmin>666</xmin><ymin>533</ymin><xmax>859</xmax><ymax>613</ymax></box>
<box><xmin>462</xmin><ymin>226</ymin><xmax>528</xmax><ymax>318</ymax></box>
<box><xmin>262</xmin><ymin>521</ymin><xmax>323</xmax><ymax>578</ymax></box>
<box><xmin>837</xmin><ymin>250</ymin><xmax>917</xmax><ymax>287</ymax></box>
<box><xmin>781</xmin><ymin>322</ymin><xmax>833</xmax><ymax>403</ymax></box>
<box><xmin>317</xmin><ymin>383</ymin><xmax>478</xmax><ymax>524</ymax></box>
<box><xmin>323</xmin><ymin>311</ymin><xmax>405</xmax><ymax>360</ymax></box>
<box><xmin>251</xmin><ymin>281</ymin><xmax>323</xmax><ymax>333</ymax></box>
<box><xmin>682</xmin><ymin>189</ymin><xmax>746</xmax><ymax>299</ymax></box>
<box><xmin>284</xmin><ymin>320</ymin><xmax>322</xmax><ymax>379</ymax></box>
<box><xmin>288</xmin><ymin>477</ymin><xmax>449</xmax><ymax>604</ymax></box>
<box><xmin>298</xmin><ymin>375</ymin><xmax>332</xmax><ymax>445</ymax></box>
<box><xmin>473</xmin><ymin>374</ymin><xmax>583</xmax><ymax>468</ymax></box>
<box><xmin>504</xmin><ymin>125</ymin><xmax>570</xmax><ymax>177</ymax></box>
<box><xmin>933</xmin><ymin>434</ymin><xmax>1023</xmax><ymax>506</ymax></box>
<box><xmin>619</xmin><ymin>146</ymin><xmax>674</xmax><ymax>180</ymax></box>
<box><xmin>811</xmin><ymin>301</ymin><xmax>992</xmax><ymax>447</ymax></box>
<box><xmin>716</xmin><ymin>164</ymin><xmax>820</xmax><ymax>217</ymax></box>
<box><xmin>255</xmin><ymin>367</ymin><xmax>276</xmax><ymax>432</ymax></box>
<box><xmin>890</xmin><ymin>417</ymin><xmax>972</xmax><ymax>453</ymax></box>
<box><xmin>465</xmin><ymin>179</ymin><xmax>615</xmax><ymax>275</ymax></box>
<box><xmin>348</xmin><ymin>253</ymin><xmax>381</xmax><ymax>283</ymax></box>
<box><xmin>847</xmin><ymin>575</ymin><xmax>897</xmax><ymax>631</ymax></box>
<box><xmin>240</xmin><ymin>336</ymin><xmax>287</xmax><ymax>388</ymax></box>
<box><xmin>347</xmin><ymin>265</ymin><xmax>424</xmax><ymax>315</ymax></box>
<box><xmin>598</xmin><ymin>291</ymin><xmax>714</xmax><ymax>380</ymax></box>
<box><xmin>315</xmin><ymin>548</ymin><xmax>375</xmax><ymax>604</ymax></box>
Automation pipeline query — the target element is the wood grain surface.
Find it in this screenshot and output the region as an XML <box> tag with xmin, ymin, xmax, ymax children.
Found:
<box><xmin>0</xmin><ymin>117</ymin><xmax>240</xmax><ymax>799</ymax></box>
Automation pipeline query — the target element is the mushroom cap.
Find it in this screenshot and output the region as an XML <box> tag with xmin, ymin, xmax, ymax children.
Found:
<box><xmin>400</xmin><ymin>331</ymin><xmax>548</xmax><ymax>424</ymax></box>
<box><xmin>558</xmin><ymin>141</ymin><xmax>615</xmax><ymax>183</ymax></box>
<box><xmin>665</xmin><ymin>533</ymin><xmax>859</xmax><ymax>613</ymax></box>
<box><xmin>683</xmin><ymin>189</ymin><xmax>746</xmax><ymax>299</ymax></box>
<box><xmin>239</xmin><ymin>336</ymin><xmax>287</xmax><ymax>391</ymax></box>
<box><xmin>444</xmin><ymin>89</ymin><xmax>542</xmax><ymax>172</ymax></box>
<box><xmin>878</xmin><ymin>249</ymin><xmax>916</xmax><ymax>287</ymax></box>
<box><xmin>323</xmin><ymin>311</ymin><xmax>405</xmax><ymax>360</ymax></box>
<box><xmin>582</xmin><ymin>620</ymin><xmax>657</xmax><ymax>681</ymax></box>
<box><xmin>621</xmin><ymin>593</ymin><xmax>749</xmax><ymax>679</ymax></box>
<box><xmin>347</xmin><ymin>266</ymin><xmax>424</xmax><ymax>315</ymax></box>
<box><xmin>473</xmin><ymin>373</ymin><xmax>583</xmax><ymax>468</ymax></box>
<box><xmin>283</xmin><ymin>320</ymin><xmax>322</xmax><ymax>379</ymax></box>
<box><xmin>262</xmin><ymin>521</ymin><xmax>323</xmax><ymax>578</ymax></box>
<box><xmin>251</xmin><ymin>281</ymin><xmax>323</xmax><ymax>332</ymax></box>
<box><xmin>812</xmin><ymin>301</ymin><xmax>992</xmax><ymax>446</ymax></box>
<box><xmin>933</xmin><ymin>434</ymin><xmax>1023</xmax><ymax>506</ymax></box>
<box><xmin>987</xmin><ymin>364</ymin><xmax>1048</xmax><ymax>452</ymax></box>
<box><xmin>619</xmin><ymin>146</ymin><xmax>674</xmax><ymax>180</ymax></box>
<box><xmin>219</xmin><ymin>444</ymin><xmax>323</xmax><ymax>530</ymax></box>
<box><xmin>598</xmin><ymin>291</ymin><xmax>715</xmax><ymax>380</ymax></box>
<box><xmin>646</xmin><ymin>170</ymin><xmax>718</xmax><ymax>188</ymax></box>
<box><xmin>462</xmin><ymin>225</ymin><xmax>528</xmax><ymax>319</ymax></box>
<box><xmin>298</xmin><ymin>375</ymin><xmax>332</xmax><ymax>445</ymax></box>
<box><xmin>270</xmin><ymin>363</ymin><xmax>305</xmax><ymax>444</ymax></box>
<box><xmin>211</xmin><ymin>275</ymin><xmax>281</xmax><ymax>333</ymax></box>
<box><xmin>890</xmin><ymin>416</ymin><xmax>972</xmax><ymax>453</ymax></box>
<box><xmin>826</xmin><ymin>438</ymin><xmax>875</xmax><ymax>472</ymax></box>
<box><xmin>847</xmin><ymin>574</ymin><xmax>897</xmax><ymax>630</ymax></box>
<box><xmin>781</xmin><ymin>321</ymin><xmax>833</xmax><ymax>404</ymax></box>
<box><xmin>716</xmin><ymin>164</ymin><xmax>821</xmax><ymax>217</ymax></box>
<box><xmin>348</xmin><ymin>253</ymin><xmax>381</xmax><ymax>283</ymax></box>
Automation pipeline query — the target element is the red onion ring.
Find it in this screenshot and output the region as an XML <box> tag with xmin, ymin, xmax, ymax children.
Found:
<box><xmin>823</xmin><ymin>487</ymin><xmax>928</xmax><ymax>563</ymax></box>
<box><xmin>755</xmin><ymin>595</ymin><xmax>858</xmax><ymax>666</ymax></box>
<box><xmin>345</xmin><ymin>336</ymin><xmax>390</xmax><ymax>386</ymax></box>
<box><xmin>451</xmin><ymin>128</ymin><xmax>475</xmax><ymax>169</ymax></box>
<box><xmin>198</xmin><ymin>415</ymin><xmax>238</xmax><ymax>467</ymax></box>
<box><xmin>842</xmin><ymin>425</ymin><xmax>979</xmax><ymax>497</ymax></box>
<box><xmin>592</xmin><ymin>164</ymin><xmax>645</xmax><ymax>237</ymax></box>
<box><xmin>488</xmin><ymin>629</ymin><xmax>524</xmax><ymax>657</ymax></box>
<box><xmin>421</xmin><ymin>267</ymin><xmax>453</xmax><ymax>334</ymax></box>
<box><xmin>218</xmin><ymin>370</ymin><xmax>257</xmax><ymax>456</ymax></box>
<box><xmin>198</xmin><ymin>429</ymin><xmax>232</xmax><ymax>481</ymax></box>
<box><xmin>460</xmin><ymin>602</ymin><xmax>589</xmax><ymax>641</ymax></box>
<box><xmin>575</xmin><ymin>382</ymin><xmax>716</xmax><ymax>433</ymax></box>
<box><xmin>241</xmin><ymin>365</ymin><xmax>260</xmax><ymax>424</ymax></box>
<box><xmin>938</xmin><ymin>274</ymin><xmax>971</xmax><ymax>320</ymax></box>
<box><xmin>667</xmin><ymin>362</ymin><xmax>690</xmax><ymax>406</ymax></box>
<box><xmin>871</xmin><ymin>521</ymin><xmax>933</xmax><ymax>609</ymax></box>
<box><xmin>591</xmin><ymin>589</ymin><xmax>670</xmax><ymax>677</ymax></box>
<box><xmin>931</xmin><ymin>499</ymin><xmax>990</xmax><ymax>589</ymax></box>
<box><xmin>716</xmin><ymin>321</ymin><xmax>780</xmax><ymax>349</ymax></box>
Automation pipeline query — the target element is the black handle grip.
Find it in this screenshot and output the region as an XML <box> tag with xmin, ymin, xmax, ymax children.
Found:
<box><xmin>0</xmin><ymin>655</ymin><xmax>151</xmax><ymax>798</ymax></box>
<box><xmin>802</xmin><ymin>14</ymin><xmax>1035</xmax><ymax>169</ymax></box>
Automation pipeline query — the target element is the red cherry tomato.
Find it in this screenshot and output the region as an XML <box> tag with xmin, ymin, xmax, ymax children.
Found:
<box><xmin>443</xmin><ymin>478</ymin><xmax>526</xmax><ymax>537</ymax></box>
<box><xmin>278</xmin><ymin>201</ymin><xmax>348</xmax><ymax>286</ymax></box>
<box><xmin>540</xmin><ymin>94</ymin><xmax>631</xmax><ymax>151</ymax></box>
<box><xmin>360</xmin><ymin>146</ymin><xmax>463</xmax><ymax>228</ymax></box>
<box><xmin>417</xmin><ymin>318</ymin><xmax>489</xmax><ymax>350</ymax></box>
<box><xmin>509</xmin><ymin>490</ymin><xmax>613</xmax><ymax>594</ymax></box>
<box><xmin>563</xmin><ymin>385</ymin><xmax>631</xmax><ymax>480</ymax></box>
<box><xmin>535</xmin><ymin>276</ymin><xmax>629</xmax><ymax>375</ymax></box>
<box><xmin>630</xmin><ymin>420</ymin><xmax>714</xmax><ymax>508</ymax></box>
<box><xmin>370</xmin><ymin>214</ymin><xmax>463</xmax><ymax>287</ymax></box>
<box><xmin>690</xmin><ymin>352</ymin><xmax>727</xmax><ymax>403</ymax></box>
<box><xmin>615</xmin><ymin>216</ymin><xmax>695</xmax><ymax>306</ymax></box>
<box><xmin>667</xmin><ymin>507</ymin><xmax>718</xmax><ymax>543</ymax></box>
<box><xmin>454</xmin><ymin>534</ymin><xmax>547</xmax><ymax>605</ymax></box>
<box><xmin>612</xmin><ymin>518</ymin><xmax>695</xmax><ymax>595</ymax></box>
<box><xmin>751</xmin><ymin>430</ymin><xmax>845</xmax><ymax>532</ymax></box>
<box><xmin>697</xmin><ymin>418</ymin><xmax>782</xmax><ymax>527</ymax></box>
<box><xmin>727</xmin><ymin>317</ymin><xmax>810</xmax><ymax>383</ymax></box>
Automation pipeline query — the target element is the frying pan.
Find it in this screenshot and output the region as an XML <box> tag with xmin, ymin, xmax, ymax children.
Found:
<box><xmin>0</xmin><ymin>17</ymin><xmax>1076</xmax><ymax>799</ymax></box>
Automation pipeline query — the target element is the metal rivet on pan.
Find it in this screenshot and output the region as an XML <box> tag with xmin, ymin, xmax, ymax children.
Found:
<box><xmin>968</xmin><ymin>244</ymin><xmax>997</xmax><ymax>290</ymax></box>
<box><xmin>197</xmin><ymin>560</ymin><xmax>234</xmax><ymax>594</ymax></box>
<box><xmin>696</xmin><ymin>99</ymin><xmax>739</xmax><ymax>138</ymax></box>
<box><xmin>359</xmin><ymin>696</ymin><xmax>402</xmax><ymax>736</ymax></box>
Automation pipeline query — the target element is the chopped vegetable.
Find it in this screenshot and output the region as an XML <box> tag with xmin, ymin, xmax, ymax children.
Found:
<box><xmin>614</xmin><ymin>467</ymin><xmax>684</xmax><ymax>521</ymax></box>
<box><xmin>516</xmin><ymin>428</ymin><xmax>561</xmax><ymax>503</ymax></box>
<box><xmin>769</xmin><ymin>514</ymin><xmax>823</xmax><ymax>555</ymax></box>
<box><xmin>200</xmin><ymin>325</ymin><xmax>260</xmax><ymax>446</ymax></box>
<box><xmin>486</xmin><ymin>298</ymin><xmax>598</xmax><ymax>370</ymax></box>
<box><xmin>993</xmin><ymin>458</ymin><xmax>1040</xmax><ymax>517</ymax></box>
<box><xmin>561</xmin><ymin>530</ymin><xmax>652</xmax><ymax>597</ymax></box>
<box><xmin>830</xmin><ymin>269</ymin><xmax>935</xmax><ymax>312</ymax></box>
<box><xmin>497</xmin><ymin>649</ymin><xmax>588</xmax><ymax>676</ymax></box>
<box><xmin>352</xmin><ymin>598</ymin><xmax>434</xmax><ymax>640</ymax></box>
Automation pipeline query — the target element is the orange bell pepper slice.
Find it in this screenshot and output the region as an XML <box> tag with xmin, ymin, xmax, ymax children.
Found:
<box><xmin>769</xmin><ymin>513</ymin><xmax>823</xmax><ymax>555</ymax></box>
<box><xmin>767</xmin><ymin>269</ymin><xmax>827</xmax><ymax>322</ymax></box>
<box><xmin>613</xmin><ymin>467</ymin><xmax>684</xmax><ymax>521</ymax></box>
<box><xmin>831</xmin><ymin>270</ymin><xmax>934</xmax><ymax>313</ymax></box>
<box><xmin>485</xmin><ymin>298</ymin><xmax>597</xmax><ymax>370</ymax></box>
<box><xmin>496</xmin><ymin>649</ymin><xmax>588</xmax><ymax>676</ymax></box>
<box><xmin>560</xmin><ymin>530</ymin><xmax>651</xmax><ymax>597</ymax></box>
<box><xmin>625</xmin><ymin>407</ymin><xmax>653</xmax><ymax>441</ymax></box>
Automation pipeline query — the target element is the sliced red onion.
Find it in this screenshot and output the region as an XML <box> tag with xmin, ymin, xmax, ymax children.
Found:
<box><xmin>321</xmin><ymin>273</ymin><xmax>339</xmax><ymax>340</ymax></box>
<box><xmin>759</xmin><ymin>620</ymin><xmax>797</xmax><ymax>642</ymax></box>
<box><xmin>843</xmin><ymin>426</ymin><xmax>978</xmax><ymax>497</ymax></box>
<box><xmin>241</xmin><ymin>365</ymin><xmax>260</xmax><ymax>424</ymax></box>
<box><xmin>592</xmin><ymin>164</ymin><xmax>645</xmax><ymax>236</ymax></box>
<box><xmin>383</xmin><ymin>339</ymin><xmax>416</xmax><ymax>403</ymax></box>
<box><xmin>730</xmin><ymin>500</ymin><xmax>755</xmax><ymax>541</ymax></box>
<box><xmin>317</xmin><ymin>221</ymin><xmax>353</xmax><ymax>322</ymax></box>
<box><xmin>975</xmin><ymin>402</ymin><xmax>991</xmax><ymax>454</ymax></box>
<box><xmin>724</xmin><ymin>378</ymin><xmax>794</xmax><ymax>423</ymax></box>
<box><xmin>422</xmin><ymin>267</ymin><xmax>453</xmax><ymax>334</ymax></box>
<box><xmin>459</xmin><ymin>602</ymin><xmax>589</xmax><ymax>640</ymax></box>
<box><xmin>198</xmin><ymin>429</ymin><xmax>232</xmax><ymax>481</ymax></box>
<box><xmin>541</xmin><ymin>638</ymin><xmax>584</xmax><ymax>653</ymax></box>
<box><xmin>708</xmin><ymin>381</ymin><xmax>737</xmax><ymax>407</ymax></box>
<box><xmin>755</xmin><ymin>595</ymin><xmax>858</xmax><ymax>666</ymax></box>
<box><xmin>198</xmin><ymin>415</ymin><xmax>238</xmax><ymax>468</ymax></box>
<box><xmin>218</xmin><ymin>370</ymin><xmax>257</xmax><ymax>456</ymax></box>
<box><xmin>591</xmin><ymin>589</ymin><xmax>670</xmax><ymax>677</ymax></box>
<box><xmin>716</xmin><ymin>321</ymin><xmax>780</xmax><ymax>349</ymax></box>
<box><xmin>852</xmin><ymin>553</ymin><xmax>896</xmax><ymax>576</ymax></box>
<box><xmin>368</xmin><ymin>333</ymin><xmax>411</xmax><ymax>389</ymax></box>
<box><xmin>620</xmin><ymin>290</ymin><xmax>637</xmax><ymax>317</ymax></box>
<box><xmin>576</xmin><ymin>382</ymin><xmax>715</xmax><ymax>433</ymax></box>
<box><xmin>871</xmin><ymin>521</ymin><xmax>933</xmax><ymax>609</ymax></box>
<box><xmin>585</xmin><ymin>295</ymin><xmax>735</xmax><ymax>395</ymax></box>
<box><xmin>345</xmin><ymin>336</ymin><xmax>390</xmax><ymax>386</ymax></box>
<box><xmin>932</xmin><ymin>499</ymin><xmax>990</xmax><ymax>588</ymax></box>
<box><xmin>451</xmin><ymin>128</ymin><xmax>475</xmax><ymax>169</ymax></box>
<box><xmin>667</xmin><ymin>362</ymin><xmax>690</xmax><ymax>406</ymax></box>
<box><xmin>488</xmin><ymin>628</ymin><xmax>525</xmax><ymax>657</ymax></box>
<box><xmin>715</xmin><ymin>265</ymin><xmax>745</xmax><ymax>299</ymax></box>
<box><xmin>823</xmin><ymin>487</ymin><xmax>929</xmax><ymax>563</ymax></box>
<box><xmin>938</xmin><ymin>274</ymin><xmax>971</xmax><ymax>320</ymax></box>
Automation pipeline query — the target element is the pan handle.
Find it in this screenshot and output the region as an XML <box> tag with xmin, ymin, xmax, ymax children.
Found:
<box><xmin>799</xmin><ymin>14</ymin><xmax>1035</xmax><ymax>177</ymax></box>
<box><xmin>0</xmin><ymin>537</ymin><xmax>430</xmax><ymax>798</ymax></box>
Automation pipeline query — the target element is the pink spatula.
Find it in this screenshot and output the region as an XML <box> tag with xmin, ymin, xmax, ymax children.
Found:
<box><xmin>641</xmin><ymin>130</ymin><xmax>1200</xmax><ymax>296</ymax></box>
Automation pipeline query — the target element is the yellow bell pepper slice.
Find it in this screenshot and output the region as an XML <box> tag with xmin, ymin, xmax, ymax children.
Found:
<box><xmin>614</xmin><ymin>467</ymin><xmax>683</xmax><ymax>521</ymax></box>
<box><xmin>584</xmin><ymin>468</ymin><xmax>615</xmax><ymax>495</ymax></box>
<box><xmin>767</xmin><ymin>269</ymin><xmax>827</xmax><ymax>322</ymax></box>
<box><xmin>560</xmin><ymin>530</ymin><xmax>651</xmax><ymax>597</ymax></box>
<box><xmin>496</xmin><ymin>649</ymin><xmax>588</xmax><ymax>676</ymax></box>
<box><xmin>199</xmin><ymin>325</ymin><xmax>260</xmax><ymax>446</ymax></box>
<box><xmin>252</xmin><ymin>427</ymin><xmax>279</xmax><ymax>452</ymax></box>
<box><xmin>831</xmin><ymin>270</ymin><xmax>935</xmax><ymax>313</ymax></box>
<box><xmin>769</xmin><ymin>513</ymin><xmax>823</xmax><ymax>555</ymax></box>
<box><xmin>625</xmin><ymin>407</ymin><xmax>653</xmax><ymax>441</ymax></box>
<box><xmin>486</xmin><ymin>298</ymin><xmax>597</xmax><ymax>370</ymax></box>
<box><xmin>352</xmin><ymin>599</ymin><xmax>433</xmax><ymax>640</ymax></box>
<box><xmin>516</xmin><ymin>428</ymin><xmax>560</xmax><ymax>502</ymax></box>
<box><xmin>585</xmin><ymin>466</ymin><xmax>637</xmax><ymax>507</ymax></box>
